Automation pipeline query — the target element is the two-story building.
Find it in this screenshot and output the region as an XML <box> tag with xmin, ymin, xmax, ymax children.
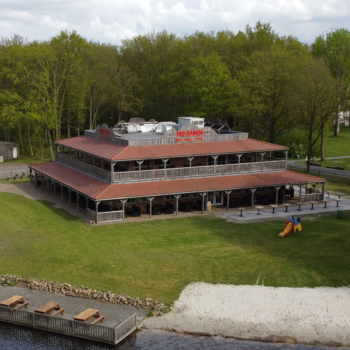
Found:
<box><xmin>29</xmin><ymin>117</ymin><xmax>326</xmax><ymax>223</ymax></box>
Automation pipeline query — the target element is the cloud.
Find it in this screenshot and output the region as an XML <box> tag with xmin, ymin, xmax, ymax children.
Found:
<box><xmin>0</xmin><ymin>0</ymin><xmax>349</xmax><ymax>44</ymax></box>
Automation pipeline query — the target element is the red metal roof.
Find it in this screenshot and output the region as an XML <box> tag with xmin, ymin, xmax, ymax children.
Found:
<box><xmin>56</xmin><ymin>136</ymin><xmax>288</xmax><ymax>161</ymax></box>
<box><xmin>56</xmin><ymin>136</ymin><xmax>127</xmax><ymax>160</ymax></box>
<box><xmin>30</xmin><ymin>162</ymin><xmax>325</xmax><ymax>201</ymax></box>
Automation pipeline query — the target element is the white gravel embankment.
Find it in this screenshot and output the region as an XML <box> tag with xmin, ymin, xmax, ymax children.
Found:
<box><xmin>144</xmin><ymin>283</ymin><xmax>350</xmax><ymax>346</ymax></box>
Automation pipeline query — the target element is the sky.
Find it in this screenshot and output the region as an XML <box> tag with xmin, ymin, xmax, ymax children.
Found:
<box><xmin>0</xmin><ymin>0</ymin><xmax>349</xmax><ymax>46</ymax></box>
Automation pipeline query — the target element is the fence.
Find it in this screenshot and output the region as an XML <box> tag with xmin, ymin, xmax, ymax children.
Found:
<box><xmin>57</xmin><ymin>153</ymin><xmax>111</xmax><ymax>181</ymax></box>
<box><xmin>86</xmin><ymin>208</ymin><xmax>124</xmax><ymax>223</ymax></box>
<box><xmin>114</xmin><ymin>160</ymin><xmax>286</xmax><ymax>183</ymax></box>
<box><xmin>301</xmin><ymin>193</ymin><xmax>324</xmax><ymax>202</ymax></box>
<box><xmin>0</xmin><ymin>306</ymin><xmax>136</xmax><ymax>345</ymax></box>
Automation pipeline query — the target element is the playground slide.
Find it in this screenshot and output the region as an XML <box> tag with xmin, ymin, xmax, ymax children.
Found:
<box><xmin>278</xmin><ymin>218</ymin><xmax>294</xmax><ymax>237</ymax></box>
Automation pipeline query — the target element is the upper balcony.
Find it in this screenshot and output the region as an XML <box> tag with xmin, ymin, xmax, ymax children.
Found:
<box><xmin>56</xmin><ymin>152</ymin><xmax>286</xmax><ymax>184</ymax></box>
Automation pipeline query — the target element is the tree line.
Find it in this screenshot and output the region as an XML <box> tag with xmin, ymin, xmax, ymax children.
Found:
<box><xmin>1</xmin><ymin>23</ymin><xmax>350</xmax><ymax>170</ymax></box>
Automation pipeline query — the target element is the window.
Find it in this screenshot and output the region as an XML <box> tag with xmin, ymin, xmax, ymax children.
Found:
<box><xmin>181</xmin><ymin>193</ymin><xmax>197</xmax><ymax>199</ymax></box>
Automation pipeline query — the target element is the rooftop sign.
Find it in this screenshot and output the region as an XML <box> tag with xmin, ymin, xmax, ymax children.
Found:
<box><xmin>176</xmin><ymin>129</ymin><xmax>204</xmax><ymax>143</ymax></box>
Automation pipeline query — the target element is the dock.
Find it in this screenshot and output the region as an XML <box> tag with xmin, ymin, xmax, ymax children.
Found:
<box><xmin>0</xmin><ymin>285</ymin><xmax>146</xmax><ymax>345</ymax></box>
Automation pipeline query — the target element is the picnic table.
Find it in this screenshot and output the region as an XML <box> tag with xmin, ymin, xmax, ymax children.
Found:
<box><xmin>35</xmin><ymin>301</ymin><xmax>64</xmax><ymax>316</ymax></box>
<box><xmin>309</xmin><ymin>201</ymin><xmax>318</xmax><ymax>210</ymax></box>
<box><xmin>269</xmin><ymin>204</ymin><xmax>279</xmax><ymax>214</ymax></box>
<box><xmin>237</xmin><ymin>207</ymin><xmax>245</xmax><ymax>217</ymax></box>
<box><xmin>74</xmin><ymin>308</ymin><xmax>104</xmax><ymax>324</ymax></box>
<box><xmin>0</xmin><ymin>295</ymin><xmax>28</xmax><ymax>309</ymax></box>
<box><xmin>255</xmin><ymin>205</ymin><xmax>264</xmax><ymax>215</ymax></box>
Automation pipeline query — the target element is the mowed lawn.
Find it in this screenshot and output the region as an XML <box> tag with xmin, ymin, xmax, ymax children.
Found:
<box><xmin>1</xmin><ymin>192</ymin><xmax>350</xmax><ymax>305</ymax></box>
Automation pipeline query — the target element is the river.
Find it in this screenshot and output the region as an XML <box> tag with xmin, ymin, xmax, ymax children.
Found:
<box><xmin>0</xmin><ymin>323</ymin><xmax>349</xmax><ymax>350</ymax></box>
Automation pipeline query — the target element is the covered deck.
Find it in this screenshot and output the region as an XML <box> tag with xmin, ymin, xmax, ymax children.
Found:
<box><xmin>29</xmin><ymin>162</ymin><xmax>327</xmax><ymax>224</ymax></box>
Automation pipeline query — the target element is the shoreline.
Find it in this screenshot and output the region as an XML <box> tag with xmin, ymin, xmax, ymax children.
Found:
<box><xmin>143</xmin><ymin>282</ymin><xmax>350</xmax><ymax>347</ymax></box>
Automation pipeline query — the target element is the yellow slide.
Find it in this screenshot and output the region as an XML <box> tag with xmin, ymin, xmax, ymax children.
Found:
<box><xmin>278</xmin><ymin>220</ymin><xmax>294</xmax><ymax>237</ymax></box>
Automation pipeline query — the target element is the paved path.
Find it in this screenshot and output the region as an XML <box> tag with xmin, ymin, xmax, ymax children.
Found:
<box><xmin>0</xmin><ymin>285</ymin><xmax>147</xmax><ymax>328</ymax></box>
<box><xmin>287</xmin><ymin>156</ymin><xmax>350</xmax><ymax>178</ymax></box>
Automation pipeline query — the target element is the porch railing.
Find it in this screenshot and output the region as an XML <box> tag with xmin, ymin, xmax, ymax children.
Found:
<box><xmin>301</xmin><ymin>193</ymin><xmax>323</xmax><ymax>202</ymax></box>
<box><xmin>114</xmin><ymin>160</ymin><xmax>286</xmax><ymax>183</ymax></box>
<box><xmin>0</xmin><ymin>306</ymin><xmax>136</xmax><ymax>345</ymax></box>
<box><xmin>98</xmin><ymin>210</ymin><xmax>124</xmax><ymax>222</ymax></box>
<box><xmin>57</xmin><ymin>153</ymin><xmax>111</xmax><ymax>182</ymax></box>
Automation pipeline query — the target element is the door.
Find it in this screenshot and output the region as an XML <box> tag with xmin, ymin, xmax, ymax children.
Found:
<box><xmin>207</xmin><ymin>191</ymin><xmax>223</xmax><ymax>206</ymax></box>
<box><xmin>12</xmin><ymin>147</ymin><xmax>18</xmax><ymax>159</ymax></box>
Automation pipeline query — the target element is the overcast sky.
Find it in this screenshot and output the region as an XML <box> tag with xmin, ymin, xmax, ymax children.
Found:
<box><xmin>1</xmin><ymin>0</ymin><xmax>349</xmax><ymax>45</ymax></box>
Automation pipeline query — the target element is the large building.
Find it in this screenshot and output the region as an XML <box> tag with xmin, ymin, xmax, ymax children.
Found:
<box><xmin>29</xmin><ymin>117</ymin><xmax>325</xmax><ymax>223</ymax></box>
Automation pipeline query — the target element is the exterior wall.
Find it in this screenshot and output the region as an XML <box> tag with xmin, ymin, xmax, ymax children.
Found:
<box><xmin>0</xmin><ymin>142</ymin><xmax>19</xmax><ymax>160</ymax></box>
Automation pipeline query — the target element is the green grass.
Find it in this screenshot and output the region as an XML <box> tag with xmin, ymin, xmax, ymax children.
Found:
<box><xmin>5</xmin><ymin>157</ymin><xmax>51</xmax><ymax>164</ymax></box>
<box><xmin>1</xmin><ymin>192</ymin><xmax>350</xmax><ymax>305</ymax></box>
<box><xmin>323</xmin><ymin>126</ymin><xmax>350</xmax><ymax>157</ymax></box>
<box><xmin>0</xmin><ymin>178</ymin><xmax>30</xmax><ymax>184</ymax></box>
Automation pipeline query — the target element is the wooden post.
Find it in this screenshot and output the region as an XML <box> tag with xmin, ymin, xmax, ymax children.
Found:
<box><xmin>53</xmin><ymin>181</ymin><xmax>56</xmax><ymax>199</ymax></box>
<box><xmin>322</xmin><ymin>182</ymin><xmax>325</xmax><ymax>200</ymax></box>
<box><xmin>61</xmin><ymin>184</ymin><xmax>63</xmax><ymax>203</ymax></box>
<box><xmin>275</xmin><ymin>187</ymin><xmax>280</xmax><ymax>205</ymax></box>
<box><xmin>95</xmin><ymin>201</ymin><xmax>100</xmax><ymax>223</ymax></box>
<box><xmin>187</xmin><ymin>157</ymin><xmax>194</xmax><ymax>176</ymax></box>
<box><xmin>175</xmin><ymin>195</ymin><xmax>181</xmax><ymax>216</ymax></box>
<box><xmin>68</xmin><ymin>189</ymin><xmax>71</xmax><ymax>208</ymax></box>
<box><xmin>120</xmin><ymin>199</ymin><xmax>127</xmax><ymax>219</ymax></box>
<box><xmin>237</xmin><ymin>154</ymin><xmax>242</xmax><ymax>164</ymax></box>
<box><xmin>260</xmin><ymin>152</ymin><xmax>265</xmax><ymax>171</ymax></box>
<box><xmin>47</xmin><ymin>178</ymin><xmax>50</xmax><ymax>194</ymax></box>
<box><xmin>199</xmin><ymin>192</ymin><xmax>207</xmax><ymax>214</ymax></box>
<box><xmin>225</xmin><ymin>190</ymin><xmax>232</xmax><ymax>211</ymax></box>
<box><xmin>250</xmin><ymin>188</ymin><xmax>256</xmax><ymax>208</ymax></box>
<box><xmin>77</xmin><ymin>193</ymin><xmax>79</xmax><ymax>212</ymax></box>
<box><xmin>212</xmin><ymin>155</ymin><xmax>218</xmax><ymax>175</ymax></box>
<box><xmin>162</xmin><ymin>158</ymin><xmax>169</xmax><ymax>178</ymax></box>
<box><xmin>111</xmin><ymin>162</ymin><xmax>115</xmax><ymax>183</ymax></box>
<box><xmin>299</xmin><ymin>183</ymin><xmax>302</xmax><ymax>201</ymax></box>
<box><xmin>148</xmin><ymin>197</ymin><xmax>154</xmax><ymax>218</ymax></box>
<box><xmin>137</xmin><ymin>160</ymin><xmax>144</xmax><ymax>180</ymax></box>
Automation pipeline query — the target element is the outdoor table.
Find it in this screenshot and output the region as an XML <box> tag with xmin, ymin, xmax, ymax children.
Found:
<box><xmin>74</xmin><ymin>308</ymin><xmax>100</xmax><ymax>323</ymax></box>
<box><xmin>237</xmin><ymin>207</ymin><xmax>245</xmax><ymax>217</ymax></box>
<box><xmin>283</xmin><ymin>203</ymin><xmax>291</xmax><ymax>212</ymax></box>
<box><xmin>269</xmin><ymin>204</ymin><xmax>279</xmax><ymax>214</ymax></box>
<box><xmin>335</xmin><ymin>198</ymin><xmax>343</xmax><ymax>207</ymax></box>
<box><xmin>255</xmin><ymin>206</ymin><xmax>264</xmax><ymax>215</ymax></box>
<box><xmin>35</xmin><ymin>301</ymin><xmax>63</xmax><ymax>316</ymax></box>
<box><xmin>296</xmin><ymin>202</ymin><xmax>304</xmax><ymax>211</ymax></box>
<box><xmin>0</xmin><ymin>295</ymin><xmax>26</xmax><ymax>308</ymax></box>
<box><xmin>309</xmin><ymin>201</ymin><xmax>318</xmax><ymax>210</ymax></box>
<box><xmin>321</xmin><ymin>199</ymin><xmax>330</xmax><ymax>208</ymax></box>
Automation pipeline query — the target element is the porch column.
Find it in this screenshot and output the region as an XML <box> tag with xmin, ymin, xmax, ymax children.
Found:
<box><xmin>33</xmin><ymin>170</ymin><xmax>37</xmax><ymax>187</ymax></box>
<box><xmin>259</xmin><ymin>152</ymin><xmax>265</xmax><ymax>171</ymax></box>
<box><xmin>175</xmin><ymin>195</ymin><xmax>181</xmax><ymax>217</ymax></box>
<box><xmin>61</xmin><ymin>184</ymin><xmax>63</xmax><ymax>203</ymax></box>
<box><xmin>148</xmin><ymin>197</ymin><xmax>155</xmax><ymax>219</ymax></box>
<box><xmin>68</xmin><ymin>189</ymin><xmax>71</xmax><ymax>208</ymax></box>
<box><xmin>237</xmin><ymin>154</ymin><xmax>242</xmax><ymax>164</ymax></box>
<box><xmin>53</xmin><ymin>181</ymin><xmax>56</xmax><ymax>199</ymax></box>
<box><xmin>322</xmin><ymin>182</ymin><xmax>325</xmax><ymax>200</ymax></box>
<box><xmin>225</xmin><ymin>190</ymin><xmax>232</xmax><ymax>212</ymax></box>
<box><xmin>41</xmin><ymin>177</ymin><xmax>44</xmax><ymax>192</ymax></box>
<box><xmin>120</xmin><ymin>199</ymin><xmax>127</xmax><ymax>219</ymax></box>
<box><xmin>199</xmin><ymin>192</ymin><xmax>207</xmax><ymax>214</ymax></box>
<box><xmin>162</xmin><ymin>158</ymin><xmax>169</xmax><ymax>178</ymax></box>
<box><xmin>137</xmin><ymin>160</ymin><xmax>144</xmax><ymax>180</ymax></box>
<box><xmin>187</xmin><ymin>157</ymin><xmax>194</xmax><ymax>177</ymax></box>
<box><xmin>212</xmin><ymin>155</ymin><xmax>218</xmax><ymax>175</ymax></box>
<box><xmin>111</xmin><ymin>162</ymin><xmax>115</xmax><ymax>183</ymax></box>
<box><xmin>275</xmin><ymin>187</ymin><xmax>280</xmax><ymax>205</ymax></box>
<box><xmin>77</xmin><ymin>193</ymin><xmax>80</xmax><ymax>212</ymax></box>
<box><xmin>47</xmin><ymin>178</ymin><xmax>50</xmax><ymax>194</ymax></box>
<box><xmin>250</xmin><ymin>188</ymin><xmax>256</xmax><ymax>208</ymax></box>
<box><xmin>283</xmin><ymin>150</ymin><xmax>288</xmax><ymax>169</ymax></box>
<box><xmin>299</xmin><ymin>183</ymin><xmax>302</xmax><ymax>201</ymax></box>
<box><xmin>95</xmin><ymin>201</ymin><xmax>100</xmax><ymax>224</ymax></box>
<box><xmin>68</xmin><ymin>148</ymin><xmax>71</xmax><ymax>166</ymax></box>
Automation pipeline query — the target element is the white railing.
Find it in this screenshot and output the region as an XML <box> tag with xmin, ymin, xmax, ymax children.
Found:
<box><xmin>114</xmin><ymin>160</ymin><xmax>286</xmax><ymax>183</ymax></box>
<box><xmin>98</xmin><ymin>210</ymin><xmax>124</xmax><ymax>222</ymax></box>
<box><xmin>57</xmin><ymin>153</ymin><xmax>111</xmax><ymax>181</ymax></box>
<box><xmin>0</xmin><ymin>306</ymin><xmax>136</xmax><ymax>345</ymax></box>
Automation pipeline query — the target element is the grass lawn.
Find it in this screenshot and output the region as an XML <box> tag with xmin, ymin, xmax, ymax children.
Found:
<box><xmin>1</xmin><ymin>192</ymin><xmax>350</xmax><ymax>305</ymax></box>
<box><xmin>323</xmin><ymin>126</ymin><xmax>350</xmax><ymax>157</ymax></box>
<box><xmin>4</xmin><ymin>157</ymin><xmax>51</xmax><ymax>164</ymax></box>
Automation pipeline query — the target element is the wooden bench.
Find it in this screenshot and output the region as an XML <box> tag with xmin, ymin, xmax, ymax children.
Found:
<box><xmin>91</xmin><ymin>316</ymin><xmax>105</xmax><ymax>324</ymax></box>
<box><xmin>0</xmin><ymin>295</ymin><xmax>26</xmax><ymax>308</ymax></box>
<box><xmin>35</xmin><ymin>301</ymin><xmax>64</xmax><ymax>316</ymax></box>
<box><xmin>74</xmin><ymin>308</ymin><xmax>101</xmax><ymax>323</ymax></box>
